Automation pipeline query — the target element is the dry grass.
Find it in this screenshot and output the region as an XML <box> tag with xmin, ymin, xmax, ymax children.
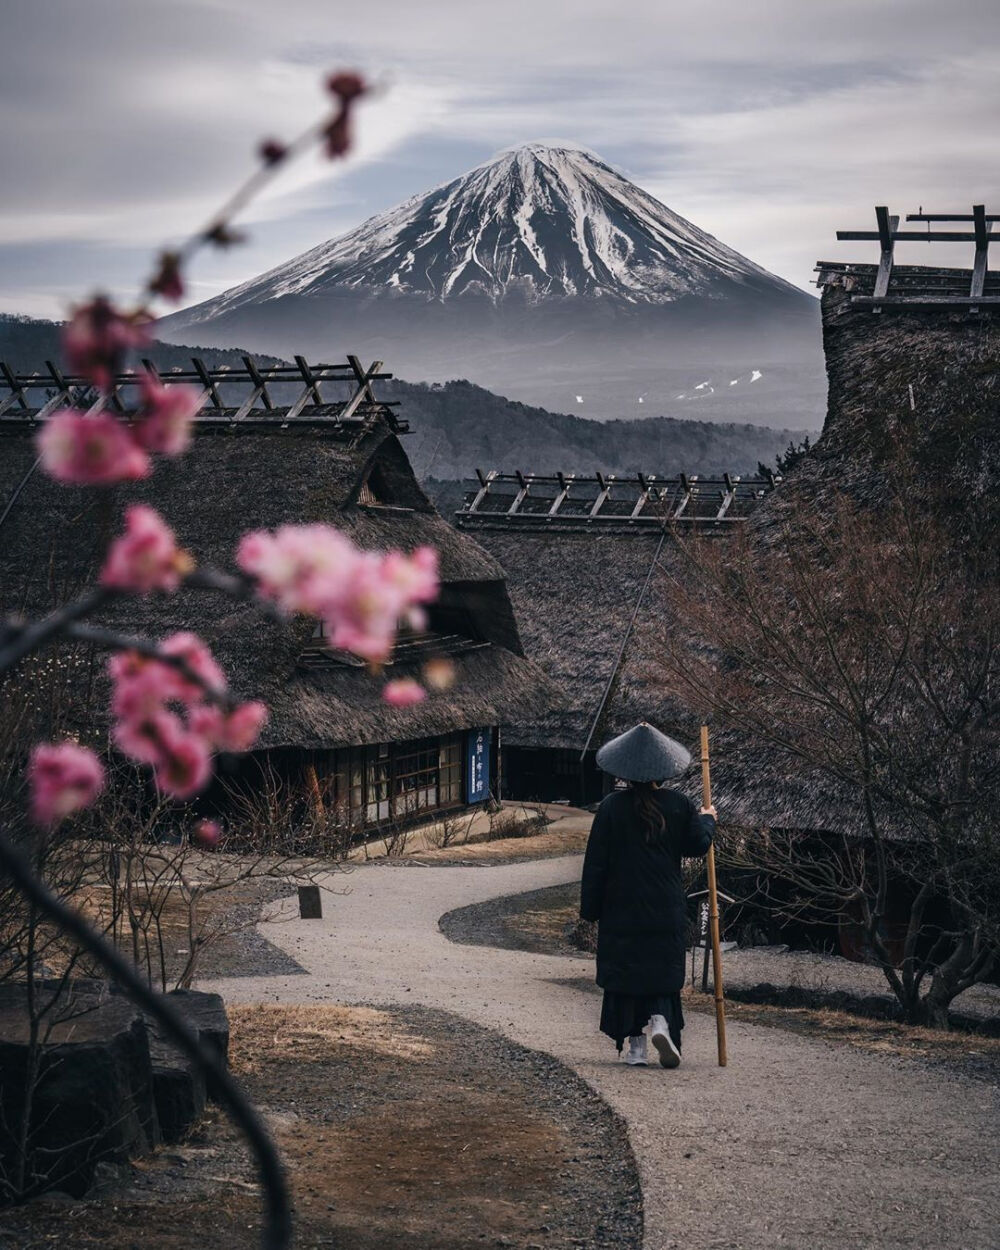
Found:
<box><xmin>2</xmin><ymin>1003</ymin><xmax>588</xmax><ymax>1250</ymax></box>
<box><xmin>682</xmin><ymin>987</ymin><xmax>1000</xmax><ymax>1076</ymax></box>
<box><xmin>228</xmin><ymin>1003</ymin><xmax>434</xmax><ymax>1068</ymax></box>
<box><xmin>403</xmin><ymin>824</ymin><xmax>589</xmax><ymax>864</ymax></box>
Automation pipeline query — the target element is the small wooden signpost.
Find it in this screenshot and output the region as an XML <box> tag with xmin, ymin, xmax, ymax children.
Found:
<box><xmin>298</xmin><ymin>885</ymin><xmax>323</xmax><ymax>920</ymax></box>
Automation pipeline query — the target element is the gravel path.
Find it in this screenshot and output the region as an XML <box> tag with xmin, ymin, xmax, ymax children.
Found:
<box><xmin>200</xmin><ymin>854</ymin><xmax>1000</xmax><ymax>1250</ymax></box>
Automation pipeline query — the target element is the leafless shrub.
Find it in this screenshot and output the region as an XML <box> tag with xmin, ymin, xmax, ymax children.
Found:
<box><xmin>656</xmin><ymin>481</ymin><xmax>1000</xmax><ymax>1028</ymax></box>
<box><xmin>425</xmin><ymin>810</ymin><xmax>474</xmax><ymax>849</ymax></box>
<box><xmin>486</xmin><ymin>805</ymin><xmax>549</xmax><ymax>842</ymax></box>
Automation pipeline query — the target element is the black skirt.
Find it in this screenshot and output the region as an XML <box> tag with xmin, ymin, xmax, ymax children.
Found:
<box><xmin>600</xmin><ymin>991</ymin><xmax>684</xmax><ymax>1053</ymax></box>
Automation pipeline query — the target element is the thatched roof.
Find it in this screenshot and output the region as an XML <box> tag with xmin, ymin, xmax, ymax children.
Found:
<box><xmin>704</xmin><ymin>275</ymin><xmax>1000</xmax><ymax>833</ymax></box>
<box><xmin>0</xmin><ymin>386</ymin><xmax>554</xmax><ymax>750</ymax></box>
<box><xmin>464</xmin><ymin>275</ymin><xmax>1000</xmax><ymax>832</ymax></box>
<box><xmin>466</xmin><ymin>525</ymin><xmax>727</xmax><ymax>760</ymax></box>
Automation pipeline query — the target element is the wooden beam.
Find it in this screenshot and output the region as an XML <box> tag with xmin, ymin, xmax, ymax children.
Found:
<box><xmin>590</xmin><ymin>472</ymin><xmax>610</xmax><ymax>517</ymax></box>
<box><xmin>0</xmin><ymin>361</ymin><xmax>29</xmax><ymax>414</ymax></box>
<box><xmin>971</xmin><ymin>204</ymin><xmax>990</xmax><ymax>302</ymax></box>
<box><xmin>190</xmin><ymin>357</ymin><xmax>223</xmax><ymax>409</ymax></box>
<box><xmin>508</xmin><ymin>470</ymin><xmax>529</xmax><ymax>515</ymax></box>
<box><xmin>296</xmin><ymin>355</ymin><xmax>324</xmax><ymax>404</ymax></box>
<box><xmin>673</xmin><ymin>473</ymin><xmax>694</xmax><ymax>519</ymax></box>
<box><xmin>838</xmin><ymin>229</ymin><xmax>984</xmax><ymax>242</ymax></box>
<box><xmin>630</xmin><ymin>472</ymin><xmax>650</xmax><ymax>519</ymax></box>
<box><xmin>242</xmin><ymin>356</ymin><xmax>273</xmax><ymax>410</ymax></box>
<box><xmin>852</xmin><ymin>295</ymin><xmax>1000</xmax><ymax>309</ymax></box>
<box><xmin>907</xmin><ymin>212</ymin><xmax>1000</xmax><ymax>223</ymax></box>
<box><xmin>716</xmin><ymin>473</ymin><xmax>737</xmax><ymax>520</ymax></box>
<box><xmin>873</xmin><ymin>207</ymin><xmax>899</xmax><ymax>301</ymax></box>
<box><xmin>341</xmin><ymin>357</ymin><xmax>382</xmax><ymax>421</ymax></box>
<box><xmin>549</xmin><ymin>471</ymin><xmax>571</xmax><ymax>515</ymax></box>
<box><xmin>468</xmin><ymin>469</ymin><xmax>494</xmax><ymax>513</ymax></box>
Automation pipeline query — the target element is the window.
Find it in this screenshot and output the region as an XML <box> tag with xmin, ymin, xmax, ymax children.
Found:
<box><xmin>311</xmin><ymin>734</ymin><xmax>469</xmax><ymax>829</ymax></box>
<box><xmin>393</xmin><ymin>739</ymin><xmax>439</xmax><ymax>815</ymax></box>
<box><xmin>439</xmin><ymin>736</ymin><xmax>463</xmax><ymax>805</ymax></box>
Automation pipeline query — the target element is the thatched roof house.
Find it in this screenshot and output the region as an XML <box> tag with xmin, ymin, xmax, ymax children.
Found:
<box><xmin>687</xmin><ymin>217</ymin><xmax>1000</xmax><ymax>833</ymax></box>
<box><xmin>456</xmin><ymin>470</ymin><xmax>776</xmax><ymax>803</ymax></box>
<box><xmin>458</xmin><ymin>217</ymin><xmax>1000</xmax><ymax>817</ymax></box>
<box><xmin>0</xmin><ymin>355</ymin><xmax>552</xmax><ymax>828</ymax></box>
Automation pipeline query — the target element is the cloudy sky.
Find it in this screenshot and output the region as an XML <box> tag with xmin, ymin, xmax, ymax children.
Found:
<box><xmin>3</xmin><ymin>0</ymin><xmax>999</xmax><ymax>318</ymax></box>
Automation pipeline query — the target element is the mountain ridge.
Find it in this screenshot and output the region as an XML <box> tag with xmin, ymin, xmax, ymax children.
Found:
<box><xmin>156</xmin><ymin>143</ymin><xmax>824</xmax><ymax>423</ymax></box>
<box><xmin>0</xmin><ymin>315</ymin><xmax>811</xmax><ymax>482</ymax></box>
<box><xmin>176</xmin><ymin>143</ymin><xmax>809</xmax><ymax>319</ymax></box>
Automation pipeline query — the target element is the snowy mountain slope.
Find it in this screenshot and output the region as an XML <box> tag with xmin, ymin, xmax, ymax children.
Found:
<box><xmin>159</xmin><ymin>143</ymin><xmax>823</xmax><ymax>424</ymax></box>
<box><xmin>177</xmin><ymin>144</ymin><xmax>806</xmax><ymax>320</ymax></box>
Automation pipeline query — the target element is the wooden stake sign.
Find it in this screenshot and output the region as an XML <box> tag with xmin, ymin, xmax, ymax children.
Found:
<box><xmin>700</xmin><ymin>725</ymin><xmax>728</xmax><ymax>1067</ymax></box>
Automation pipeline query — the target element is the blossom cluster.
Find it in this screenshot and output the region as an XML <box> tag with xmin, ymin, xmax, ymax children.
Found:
<box><xmin>109</xmin><ymin>635</ymin><xmax>267</xmax><ymax>800</ymax></box>
<box><xmin>237</xmin><ymin>524</ymin><xmax>439</xmax><ymax>663</ymax></box>
<box><xmin>38</xmin><ymin>353</ymin><xmax>202</xmax><ymax>486</ymax></box>
<box><xmin>101</xmin><ymin>505</ymin><xmax>192</xmax><ymax>593</ymax></box>
<box><xmin>28</xmin><ymin>742</ymin><xmax>106</xmax><ymax>827</ymax></box>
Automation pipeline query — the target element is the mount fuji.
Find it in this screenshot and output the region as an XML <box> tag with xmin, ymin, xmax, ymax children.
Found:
<box><xmin>159</xmin><ymin>144</ymin><xmax>825</xmax><ymax>424</ymax></box>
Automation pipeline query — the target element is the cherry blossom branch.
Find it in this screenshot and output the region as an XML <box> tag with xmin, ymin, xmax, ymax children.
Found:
<box><xmin>0</xmin><ymin>587</ymin><xmax>115</xmax><ymax>675</ymax></box>
<box><xmin>0</xmin><ymin>828</ymin><xmax>292</xmax><ymax>1250</ymax></box>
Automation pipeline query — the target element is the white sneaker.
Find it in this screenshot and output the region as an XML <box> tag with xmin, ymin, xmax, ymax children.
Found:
<box><xmin>649</xmin><ymin>1015</ymin><xmax>681</xmax><ymax>1069</ymax></box>
<box><xmin>624</xmin><ymin>1034</ymin><xmax>648</xmax><ymax>1065</ymax></box>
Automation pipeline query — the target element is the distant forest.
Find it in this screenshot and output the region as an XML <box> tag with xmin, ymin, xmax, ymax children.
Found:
<box><xmin>2</xmin><ymin>315</ymin><xmax>817</xmax><ymax>502</ymax></box>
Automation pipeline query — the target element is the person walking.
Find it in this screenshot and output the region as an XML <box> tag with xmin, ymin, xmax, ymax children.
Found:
<box><xmin>580</xmin><ymin>722</ymin><xmax>716</xmax><ymax>1067</ymax></box>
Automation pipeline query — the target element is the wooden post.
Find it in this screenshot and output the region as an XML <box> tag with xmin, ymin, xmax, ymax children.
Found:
<box><xmin>700</xmin><ymin>725</ymin><xmax>728</xmax><ymax>1067</ymax></box>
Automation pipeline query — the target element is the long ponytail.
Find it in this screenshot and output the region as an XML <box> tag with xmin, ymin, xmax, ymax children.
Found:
<box><xmin>630</xmin><ymin>780</ymin><xmax>665</xmax><ymax>841</ymax></box>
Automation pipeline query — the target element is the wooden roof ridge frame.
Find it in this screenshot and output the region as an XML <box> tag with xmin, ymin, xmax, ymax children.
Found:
<box><xmin>456</xmin><ymin>469</ymin><xmax>777</xmax><ymax>529</ymax></box>
<box><xmin>825</xmin><ymin>203</ymin><xmax>1000</xmax><ymax>311</ymax></box>
<box><xmin>0</xmin><ymin>353</ymin><xmax>402</xmax><ymax>427</ymax></box>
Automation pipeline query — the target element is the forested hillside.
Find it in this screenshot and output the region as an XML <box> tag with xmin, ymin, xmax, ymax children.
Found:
<box><xmin>2</xmin><ymin>315</ymin><xmax>813</xmax><ymax>486</ymax></box>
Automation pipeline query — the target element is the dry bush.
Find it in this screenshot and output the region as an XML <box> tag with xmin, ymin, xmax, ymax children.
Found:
<box><xmin>425</xmin><ymin>811</ymin><xmax>474</xmax><ymax>850</ymax></box>
<box><xmin>486</xmin><ymin>805</ymin><xmax>549</xmax><ymax>842</ymax></box>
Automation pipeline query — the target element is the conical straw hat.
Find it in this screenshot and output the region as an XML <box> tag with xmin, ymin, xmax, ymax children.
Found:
<box><xmin>595</xmin><ymin>722</ymin><xmax>691</xmax><ymax>782</ymax></box>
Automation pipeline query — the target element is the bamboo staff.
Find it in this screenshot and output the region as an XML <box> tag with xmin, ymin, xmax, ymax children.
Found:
<box><xmin>700</xmin><ymin>725</ymin><xmax>728</xmax><ymax>1066</ymax></box>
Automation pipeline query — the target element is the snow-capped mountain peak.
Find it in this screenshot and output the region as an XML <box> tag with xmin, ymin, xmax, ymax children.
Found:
<box><xmin>190</xmin><ymin>143</ymin><xmax>801</xmax><ymax>318</ymax></box>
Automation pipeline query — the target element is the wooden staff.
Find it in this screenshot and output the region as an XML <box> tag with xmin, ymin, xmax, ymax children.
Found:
<box><xmin>700</xmin><ymin>725</ymin><xmax>728</xmax><ymax>1067</ymax></box>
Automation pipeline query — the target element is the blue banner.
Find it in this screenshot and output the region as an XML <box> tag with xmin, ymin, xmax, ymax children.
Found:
<box><xmin>466</xmin><ymin>727</ymin><xmax>492</xmax><ymax>802</ymax></box>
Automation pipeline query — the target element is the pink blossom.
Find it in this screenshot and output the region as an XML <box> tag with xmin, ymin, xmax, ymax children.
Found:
<box><xmin>321</xmin><ymin>552</ymin><xmax>400</xmax><ymax>661</ymax></box>
<box><xmin>150</xmin><ymin>719</ymin><xmax>212</xmax><ymax>799</ymax></box>
<box><xmin>133</xmin><ymin>376</ymin><xmax>201</xmax><ymax>456</ymax></box>
<box><xmin>216</xmin><ymin>701</ymin><xmax>268</xmax><ymax>752</ymax></box>
<box><xmin>423</xmin><ymin>657</ymin><xmax>456</xmax><ymax>692</ymax></box>
<box><xmin>381</xmin><ymin>546</ymin><xmax>438</xmax><ymax>605</ymax></box>
<box><xmin>101</xmin><ymin>505</ymin><xmax>191</xmax><ymax>594</ymax></box>
<box><xmin>194</xmin><ymin>819</ymin><xmax>222</xmax><ymax>847</ymax></box>
<box><xmin>158</xmin><ymin>632</ymin><xmax>227</xmax><ymax>699</ymax></box>
<box><xmin>382</xmin><ymin>678</ymin><xmax>427</xmax><ymax>707</ymax></box>
<box><xmin>37</xmin><ymin>409</ymin><xmax>150</xmax><ymax>485</ymax></box>
<box><xmin>112</xmin><ymin>707</ymin><xmax>185</xmax><ymax>767</ymax></box>
<box><xmin>237</xmin><ymin>524</ymin><xmax>362</xmax><ymax>617</ymax></box>
<box><xmin>148</xmin><ymin>251</ymin><xmax>184</xmax><ymax>302</ymax></box>
<box><xmin>189</xmin><ymin>700</ymin><xmax>267</xmax><ymax>752</ymax></box>
<box><xmin>239</xmin><ymin>524</ymin><xmax>440</xmax><ymax>663</ymax></box>
<box><xmin>62</xmin><ymin>296</ymin><xmax>151</xmax><ymax>391</ymax></box>
<box><xmin>27</xmin><ymin>742</ymin><xmax>105</xmax><ymax>827</ymax></box>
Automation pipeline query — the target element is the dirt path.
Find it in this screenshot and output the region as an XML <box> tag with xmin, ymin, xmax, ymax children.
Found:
<box><xmin>200</xmin><ymin>856</ymin><xmax>1000</xmax><ymax>1250</ymax></box>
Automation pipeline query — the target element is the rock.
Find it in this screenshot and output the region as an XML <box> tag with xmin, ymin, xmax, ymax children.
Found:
<box><xmin>165</xmin><ymin>989</ymin><xmax>229</xmax><ymax>1100</ymax></box>
<box><xmin>147</xmin><ymin>1032</ymin><xmax>206</xmax><ymax>1145</ymax></box>
<box><xmin>0</xmin><ymin>988</ymin><xmax>158</xmax><ymax>1201</ymax></box>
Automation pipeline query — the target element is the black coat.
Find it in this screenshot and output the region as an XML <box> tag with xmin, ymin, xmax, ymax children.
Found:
<box><xmin>579</xmin><ymin>787</ymin><xmax>715</xmax><ymax>995</ymax></box>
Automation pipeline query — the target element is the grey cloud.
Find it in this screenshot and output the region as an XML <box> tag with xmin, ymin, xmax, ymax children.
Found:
<box><xmin>2</xmin><ymin>0</ymin><xmax>999</xmax><ymax>315</ymax></box>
